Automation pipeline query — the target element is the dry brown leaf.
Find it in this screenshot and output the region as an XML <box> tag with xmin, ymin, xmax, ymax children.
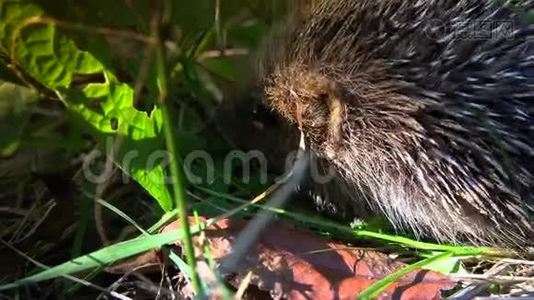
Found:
<box><xmin>160</xmin><ymin>218</ymin><xmax>456</xmax><ymax>299</ymax></box>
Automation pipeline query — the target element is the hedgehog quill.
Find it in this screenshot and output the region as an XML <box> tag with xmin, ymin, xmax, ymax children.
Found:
<box><xmin>259</xmin><ymin>0</ymin><xmax>534</xmax><ymax>246</ymax></box>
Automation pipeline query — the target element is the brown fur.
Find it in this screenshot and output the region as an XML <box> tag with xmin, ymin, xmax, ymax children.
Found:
<box><xmin>259</xmin><ymin>0</ymin><xmax>534</xmax><ymax>246</ymax></box>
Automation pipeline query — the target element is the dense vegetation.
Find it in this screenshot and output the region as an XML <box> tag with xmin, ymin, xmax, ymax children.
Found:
<box><xmin>0</xmin><ymin>1</ymin><xmax>531</xmax><ymax>299</ymax></box>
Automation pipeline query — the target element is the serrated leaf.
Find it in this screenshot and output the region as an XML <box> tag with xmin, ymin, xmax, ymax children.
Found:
<box><xmin>0</xmin><ymin>0</ymin><xmax>43</xmax><ymax>51</ymax></box>
<box><xmin>61</xmin><ymin>77</ymin><xmax>173</xmax><ymax>211</ymax></box>
<box><xmin>6</xmin><ymin>3</ymin><xmax>174</xmax><ymax>211</ymax></box>
<box><xmin>14</xmin><ymin>23</ymin><xmax>103</xmax><ymax>89</ymax></box>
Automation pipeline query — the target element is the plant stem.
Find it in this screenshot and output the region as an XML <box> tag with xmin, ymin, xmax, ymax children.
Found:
<box><xmin>155</xmin><ymin>36</ymin><xmax>203</xmax><ymax>297</ymax></box>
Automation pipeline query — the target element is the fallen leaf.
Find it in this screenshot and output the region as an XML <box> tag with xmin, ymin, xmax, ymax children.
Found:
<box><xmin>160</xmin><ymin>218</ymin><xmax>456</xmax><ymax>299</ymax></box>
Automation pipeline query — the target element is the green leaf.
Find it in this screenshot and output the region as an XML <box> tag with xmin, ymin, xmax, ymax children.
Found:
<box><xmin>0</xmin><ymin>0</ymin><xmax>43</xmax><ymax>51</ymax></box>
<box><xmin>422</xmin><ymin>255</ymin><xmax>466</xmax><ymax>275</ymax></box>
<box><xmin>60</xmin><ymin>77</ymin><xmax>173</xmax><ymax>211</ymax></box>
<box><xmin>5</xmin><ymin>2</ymin><xmax>174</xmax><ymax>211</ymax></box>
<box><xmin>14</xmin><ymin>23</ymin><xmax>103</xmax><ymax>89</ymax></box>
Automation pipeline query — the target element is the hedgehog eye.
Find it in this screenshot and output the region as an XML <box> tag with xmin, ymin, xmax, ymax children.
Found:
<box><xmin>318</xmin><ymin>93</ymin><xmax>329</xmax><ymax>101</ymax></box>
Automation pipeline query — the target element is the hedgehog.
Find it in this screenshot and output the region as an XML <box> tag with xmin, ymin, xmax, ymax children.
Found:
<box><xmin>258</xmin><ymin>0</ymin><xmax>534</xmax><ymax>246</ymax></box>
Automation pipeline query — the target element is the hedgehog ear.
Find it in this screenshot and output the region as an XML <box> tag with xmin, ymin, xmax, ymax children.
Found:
<box><xmin>325</xmin><ymin>81</ymin><xmax>347</xmax><ymax>153</ymax></box>
<box><xmin>327</xmin><ymin>81</ymin><xmax>349</xmax><ymax>102</ymax></box>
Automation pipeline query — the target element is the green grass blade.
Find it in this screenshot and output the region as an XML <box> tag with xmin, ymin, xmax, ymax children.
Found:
<box><xmin>147</xmin><ymin>209</ymin><xmax>178</xmax><ymax>233</ymax></box>
<box><xmin>358</xmin><ymin>252</ymin><xmax>453</xmax><ymax>299</ymax></box>
<box><xmin>97</xmin><ymin>199</ymin><xmax>149</xmax><ymax>236</ymax></box>
<box><xmin>154</xmin><ymin>4</ymin><xmax>202</xmax><ymax>293</ymax></box>
<box><xmin>195</xmin><ymin>187</ymin><xmax>502</xmax><ymax>256</ymax></box>
<box><xmin>0</xmin><ymin>226</ymin><xmax>199</xmax><ymax>291</ymax></box>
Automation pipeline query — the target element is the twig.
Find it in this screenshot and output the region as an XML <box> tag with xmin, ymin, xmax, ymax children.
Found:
<box><xmin>0</xmin><ymin>207</ymin><xmax>28</xmax><ymax>217</ymax></box>
<box><xmin>197</xmin><ymin>48</ymin><xmax>249</xmax><ymax>61</ymax></box>
<box><xmin>219</xmin><ymin>132</ymin><xmax>310</xmax><ymax>273</ymax></box>
<box><xmin>450</xmin><ymin>273</ymin><xmax>534</xmax><ymax>284</ymax></box>
<box><xmin>448</xmin><ymin>260</ymin><xmax>511</xmax><ymax>299</ymax></box>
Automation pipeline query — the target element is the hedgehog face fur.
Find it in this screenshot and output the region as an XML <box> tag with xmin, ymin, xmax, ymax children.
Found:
<box><xmin>260</xmin><ymin>0</ymin><xmax>534</xmax><ymax>246</ymax></box>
